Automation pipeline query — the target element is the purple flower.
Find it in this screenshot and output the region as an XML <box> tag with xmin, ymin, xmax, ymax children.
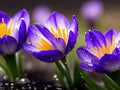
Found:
<box><xmin>77</xmin><ymin>29</ymin><xmax>120</xmax><ymax>73</ymax></box>
<box><xmin>81</xmin><ymin>0</ymin><xmax>103</xmax><ymax>22</ymax></box>
<box><xmin>0</xmin><ymin>9</ymin><xmax>30</xmax><ymax>55</ymax></box>
<box><xmin>24</xmin><ymin>12</ymin><xmax>78</xmax><ymax>62</ymax></box>
<box><xmin>32</xmin><ymin>5</ymin><xmax>51</xmax><ymax>25</ymax></box>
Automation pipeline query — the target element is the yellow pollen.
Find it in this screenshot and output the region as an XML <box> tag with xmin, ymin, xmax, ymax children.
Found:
<box><xmin>90</xmin><ymin>36</ymin><xmax>117</xmax><ymax>58</ymax></box>
<box><xmin>0</xmin><ymin>18</ymin><xmax>14</xmax><ymax>38</ymax></box>
<box><xmin>50</xmin><ymin>26</ymin><xmax>68</xmax><ymax>44</ymax></box>
<box><xmin>34</xmin><ymin>38</ymin><xmax>53</xmax><ymax>50</ymax></box>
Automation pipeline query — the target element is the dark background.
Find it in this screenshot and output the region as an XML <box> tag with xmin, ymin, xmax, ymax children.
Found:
<box><xmin>0</xmin><ymin>0</ymin><xmax>120</xmax><ymax>16</ymax></box>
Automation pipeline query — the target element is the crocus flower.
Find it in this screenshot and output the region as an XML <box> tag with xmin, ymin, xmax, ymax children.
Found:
<box><xmin>81</xmin><ymin>0</ymin><xmax>103</xmax><ymax>26</ymax></box>
<box><xmin>24</xmin><ymin>12</ymin><xmax>78</xmax><ymax>62</ymax></box>
<box><xmin>0</xmin><ymin>9</ymin><xmax>30</xmax><ymax>55</ymax></box>
<box><xmin>77</xmin><ymin>29</ymin><xmax>120</xmax><ymax>73</ymax></box>
<box><xmin>32</xmin><ymin>5</ymin><xmax>51</xmax><ymax>25</ymax></box>
<box><xmin>81</xmin><ymin>0</ymin><xmax>103</xmax><ymax>21</ymax></box>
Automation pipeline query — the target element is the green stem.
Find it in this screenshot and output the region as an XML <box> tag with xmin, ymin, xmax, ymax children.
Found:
<box><xmin>102</xmin><ymin>74</ymin><xmax>120</xmax><ymax>90</ymax></box>
<box><xmin>4</xmin><ymin>54</ymin><xmax>18</xmax><ymax>83</ymax></box>
<box><xmin>107</xmin><ymin>70</ymin><xmax>120</xmax><ymax>86</ymax></box>
<box><xmin>55</xmin><ymin>58</ymin><xmax>73</xmax><ymax>88</ymax></box>
<box><xmin>61</xmin><ymin>56</ymin><xmax>70</xmax><ymax>74</ymax></box>
<box><xmin>15</xmin><ymin>52</ymin><xmax>23</xmax><ymax>79</ymax></box>
<box><xmin>53</xmin><ymin>64</ymin><xmax>67</xmax><ymax>87</ymax></box>
<box><xmin>0</xmin><ymin>63</ymin><xmax>13</xmax><ymax>82</ymax></box>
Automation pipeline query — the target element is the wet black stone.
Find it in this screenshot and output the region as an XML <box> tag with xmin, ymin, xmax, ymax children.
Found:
<box><xmin>0</xmin><ymin>71</ymin><xmax>86</xmax><ymax>90</ymax></box>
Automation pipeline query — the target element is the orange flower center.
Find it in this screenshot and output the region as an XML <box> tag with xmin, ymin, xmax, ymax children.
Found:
<box><xmin>0</xmin><ymin>18</ymin><xmax>14</xmax><ymax>38</ymax></box>
<box><xmin>90</xmin><ymin>36</ymin><xmax>117</xmax><ymax>58</ymax></box>
<box><xmin>34</xmin><ymin>38</ymin><xmax>53</xmax><ymax>50</ymax></box>
<box><xmin>50</xmin><ymin>26</ymin><xmax>68</xmax><ymax>44</ymax></box>
<box><xmin>34</xmin><ymin>26</ymin><xmax>68</xmax><ymax>51</ymax></box>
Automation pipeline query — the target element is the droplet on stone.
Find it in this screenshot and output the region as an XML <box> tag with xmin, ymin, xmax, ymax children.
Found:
<box><xmin>17</xmin><ymin>78</ymin><xmax>30</xmax><ymax>84</ymax></box>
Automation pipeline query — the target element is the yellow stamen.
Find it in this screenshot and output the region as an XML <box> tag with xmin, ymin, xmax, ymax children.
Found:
<box><xmin>50</xmin><ymin>26</ymin><xmax>68</xmax><ymax>44</ymax></box>
<box><xmin>90</xmin><ymin>36</ymin><xmax>117</xmax><ymax>58</ymax></box>
<box><xmin>34</xmin><ymin>38</ymin><xmax>53</xmax><ymax>50</ymax></box>
<box><xmin>0</xmin><ymin>18</ymin><xmax>14</xmax><ymax>38</ymax></box>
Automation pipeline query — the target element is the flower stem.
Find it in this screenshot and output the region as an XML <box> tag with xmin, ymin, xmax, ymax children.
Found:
<box><xmin>0</xmin><ymin>62</ymin><xmax>13</xmax><ymax>82</ymax></box>
<box><xmin>4</xmin><ymin>54</ymin><xmax>21</xmax><ymax>83</ymax></box>
<box><xmin>15</xmin><ymin>52</ymin><xmax>23</xmax><ymax>79</ymax></box>
<box><xmin>54</xmin><ymin>56</ymin><xmax>73</xmax><ymax>88</ymax></box>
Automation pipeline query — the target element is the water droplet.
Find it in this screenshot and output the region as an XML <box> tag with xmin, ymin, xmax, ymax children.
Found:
<box><xmin>53</xmin><ymin>74</ymin><xmax>57</xmax><ymax>78</ymax></box>
<box><xmin>3</xmin><ymin>75</ymin><xmax>7</xmax><ymax>81</ymax></box>
<box><xmin>44</xmin><ymin>86</ymin><xmax>47</xmax><ymax>90</ymax></box>
<box><xmin>56</xmin><ymin>78</ymin><xmax>58</xmax><ymax>81</ymax></box>
<box><xmin>88</xmin><ymin>30</ymin><xmax>91</xmax><ymax>32</ymax></box>
<box><xmin>34</xmin><ymin>87</ymin><xmax>37</xmax><ymax>90</ymax></box>
<box><xmin>28</xmin><ymin>86</ymin><xmax>32</xmax><ymax>89</ymax></box>
<box><xmin>47</xmin><ymin>84</ymin><xmax>52</xmax><ymax>88</ymax></box>
<box><xmin>17</xmin><ymin>78</ymin><xmax>30</xmax><ymax>84</ymax></box>
<box><xmin>81</xmin><ymin>76</ymin><xmax>84</xmax><ymax>79</ymax></box>
<box><xmin>56</xmin><ymin>87</ymin><xmax>62</xmax><ymax>90</ymax></box>
<box><xmin>5</xmin><ymin>82</ymin><xmax>9</xmax><ymax>86</ymax></box>
<box><xmin>11</xmin><ymin>86</ymin><xmax>14</xmax><ymax>89</ymax></box>
<box><xmin>32</xmin><ymin>81</ymin><xmax>36</xmax><ymax>85</ymax></box>
<box><xmin>11</xmin><ymin>83</ymin><xmax>14</xmax><ymax>86</ymax></box>
<box><xmin>21</xmin><ymin>86</ymin><xmax>26</xmax><ymax>90</ymax></box>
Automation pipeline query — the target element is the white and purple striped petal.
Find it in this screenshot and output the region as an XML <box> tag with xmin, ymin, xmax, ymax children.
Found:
<box><xmin>12</xmin><ymin>9</ymin><xmax>30</xmax><ymax>29</ymax></box>
<box><xmin>45</xmin><ymin>12</ymin><xmax>69</xmax><ymax>31</ymax></box>
<box><xmin>77</xmin><ymin>46</ymin><xmax>98</xmax><ymax>64</ymax></box>
<box><xmin>23</xmin><ymin>43</ymin><xmax>39</xmax><ymax>54</ymax></box>
<box><xmin>85</xmin><ymin>30</ymin><xmax>106</xmax><ymax>48</ymax></box>
<box><xmin>104</xmin><ymin>29</ymin><xmax>116</xmax><ymax>44</ymax></box>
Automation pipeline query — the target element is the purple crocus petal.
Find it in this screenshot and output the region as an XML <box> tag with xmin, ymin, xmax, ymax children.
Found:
<box><xmin>28</xmin><ymin>25</ymin><xmax>42</xmax><ymax>43</ymax></box>
<box><xmin>80</xmin><ymin>63</ymin><xmax>94</xmax><ymax>72</ymax></box>
<box><xmin>23</xmin><ymin>43</ymin><xmax>39</xmax><ymax>54</ymax></box>
<box><xmin>85</xmin><ymin>30</ymin><xmax>106</xmax><ymax>48</ymax></box>
<box><xmin>12</xmin><ymin>9</ymin><xmax>30</xmax><ymax>29</ymax></box>
<box><xmin>17</xmin><ymin>20</ymin><xmax>27</xmax><ymax>51</ymax></box>
<box><xmin>91</xmin><ymin>59</ymin><xmax>99</xmax><ymax>65</ymax></box>
<box><xmin>35</xmin><ymin>24</ymin><xmax>54</xmax><ymax>42</ymax></box>
<box><xmin>45</xmin><ymin>12</ymin><xmax>69</xmax><ymax>31</ymax></box>
<box><xmin>33</xmin><ymin>50</ymin><xmax>63</xmax><ymax>62</ymax></box>
<box><xmin>115</xmin><ymin>32</ymin><xmax>120</xmax><ymax>44</ymax></box>
<box><xmin>0</xmin><ymin>11</ymin><xmax>10</xmax><ymax>24</ymax></box>
<box><xmin>51</xmin><ymin>38</ymin><xmax>66</xmax><ymax>53</ymax></box>
<box><xmin>77</xmin><ymin>46</ymin><xmax>98</xmax><ymax>64</ymax></box>
<box><xmin>104</xmin><ymin>29</ymin><xmax>116</xmax><ymax>44</ymax></box>
<box><xmin>81</xmin><ymin>0</ymin><xmax>103</xmax><ymax>21</ymax></box>
<box><xmin>93</xmin><ymin>64</ymin><xmax>109</xmax><ymax>74</ymax></box>
<box><xmin>65</xmin><ymin>31</ymin><xmax>77</xmax><ymax>54</ymax></box>
<box><xmin>69</xmin><ymin>15</ymin><xmax>78</xmax><ymax>34</ymax></box>
<box><xmin>99</xmin><ymin>54</ymin><xmax>120</xmax><ymax>72</ymax></box>
<box><xmin>0</xmin><ymin>36</ymin><xmax>17</xmax><ymax>55</ymax></box>
<box><xmin>112</xmin><ymin>48</ymin><xmax>120</xmax><ymax>56</ymax></box>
